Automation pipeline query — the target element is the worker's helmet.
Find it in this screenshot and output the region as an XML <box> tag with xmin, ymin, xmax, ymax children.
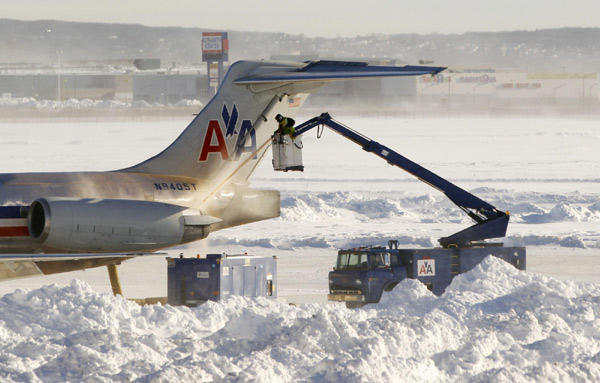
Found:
<box><xmin>275</xmin><ymin>114</ymin><xmax>283</xmax><ymax>122</ymax></box>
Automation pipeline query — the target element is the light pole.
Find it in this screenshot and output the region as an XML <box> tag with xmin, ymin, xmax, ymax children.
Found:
<box><xmin>56</xmin><ymin>50</ymin><xmax>63</xmax><ymax>102</ymax></box>
<box><xmin>590</xmin><ymin>82</ymin><xmax>598</xmax><ymax>108</ymax></box>
<box><xmin>582</xmin><ymin>73</ymin><xmax>596</xmax><ymax>105</ymax></box>
<box><xmin>446</xmin><ymin>73</ymin><xmax>456</xmax><ymax>108</ymax></box>
<box><xmin>418</xmin><ymin>83</ymin><xmax>436</xmax><ymax>106</ymax></box>
<box><xmin>553</xmin><ymin>84</ymin><xmax>566</xmax><ymax>104</ymax></box>
<box><xmin>165</xmin><ymin>74</ymin><xmax>178</xmax><ymax>106</ymax></box>
<box><xmin>472</xmin><ymin>83</ymin><xmax>483</xmax><ymax>107</ymax></box>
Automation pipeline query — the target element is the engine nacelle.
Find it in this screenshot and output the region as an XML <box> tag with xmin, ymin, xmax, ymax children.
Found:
<box><xmin>27</xmin><ymin>198</ymin><xmax>221</xmax><ymax>253</ymax></box>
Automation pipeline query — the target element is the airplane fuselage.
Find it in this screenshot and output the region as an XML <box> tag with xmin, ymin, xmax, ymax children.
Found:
<box><xmin>0</xmin><ymin>171</ymin><xmax>226</xmax><ymax>253</ymax></box>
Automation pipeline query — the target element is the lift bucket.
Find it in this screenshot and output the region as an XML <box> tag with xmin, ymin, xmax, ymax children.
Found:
<box><xmin>272</xmin><ymin>133</ymin><xmax>304</xmax><ymax>172</ymax></box>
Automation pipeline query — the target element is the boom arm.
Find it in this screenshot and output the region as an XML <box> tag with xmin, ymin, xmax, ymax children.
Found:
<box><xmin>294</xmin><ymin>113</ymin><xmax>509</xmax><ymax>247</ymax></box>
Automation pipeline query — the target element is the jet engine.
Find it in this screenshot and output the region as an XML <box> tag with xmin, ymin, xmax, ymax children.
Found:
<box><xmin>27</xmin><ymin>197</ymin><xmax>221</xmax><ymax>253</ymax></box>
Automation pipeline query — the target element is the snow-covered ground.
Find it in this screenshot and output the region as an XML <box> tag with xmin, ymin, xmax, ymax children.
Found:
<box><xmin>1</xmin><ymin>116</ymin><xmax>600</xmax><ymax>381</ymax></box>
<box><xmin>2</xmin><ymin>258</ymin><xmax>600</xmax><ymax>382</ymax></box>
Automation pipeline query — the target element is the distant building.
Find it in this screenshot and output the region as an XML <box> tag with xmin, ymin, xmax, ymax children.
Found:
<box><xmin>416</xmin><ymin>69</ymin><xmax>599</xmax><ymax>108</ymax></box>
<box><xmin>0</xmin><ymin>74</ymin><xmax>128</xmax><ymax>100</ymax></box>
<box><xmin>133</xmin><ymin>73</ymin><xmax>207</xmax><ymax>103</ymax></box>
<box><xmin>0</xmin><ymin>70</ymin><xmax>207</xmax><ymax>104</ymax></box>
<box><xmin>0</xmin><ymin>59</ymin><xmax>597</xmax><ymax>111</ymax></box>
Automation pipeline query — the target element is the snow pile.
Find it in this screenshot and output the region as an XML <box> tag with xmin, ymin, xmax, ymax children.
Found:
<box><xmin>207</xmin><ymin>234</ymin><xmax>436</xmax><ymax>250</ymax></box>
<box><xmin>280</xmin><ymin>192</ymin><xmax>442</xmax><ymax>222</ymax></box>
<box><xmin>0</xmin><ymin>97</ymin><xmax>39</xmax><ymax>109</ymax></box>
<box><xmin>280</xmin><ymin>191</ymin><xmax>600</xmax><ymax>227</ymax></box>
<box><xmin>173</xmin><ymin>99</ymin><xmax>203</xmax><ymax>108</ymax></box>
<box><xmin>208</xmin><ymin>231</ymin><xmax>586</xmax><ymax>250</ymax></box>
<box><xmin>207</xmin><ymin>236</ymin><xmax>277</xmax><ymax>248</ymax></box>
<box><xmin>280</xmin><ymin>194</ymin><xmax>340</xmax><ymax>221</ymax></box>
<box><xmin>521</xmin><ymin>202</ymin><xmax>600</xmax><ymax>224</ymax></box>
<box><xmin>504</xmin><ymin>202</ymin><xmax>546</xmax><ymax>216</ymax></box>
<box><xmin>548</xmin><ymin>202</ymin><xmax>600</xmax><ymax>222</ymax></box>
<box><xmin>1</xmin><ymin>258</ymin><xmax>600</xmax><ymax>382</ymax></box>
<box><xmin>271</xmin><ymin>188</ymin><xmax>600</xmax><ymax>249</ymax></box>
<box><xmin>271</xmin><ymin>190</ymin><xmax>599</xmax><ymax>249</ymax></box>
<box><xmin>321</xmin><ymin>192</ymin><xmax>404</xmax><ymax>219</ymax></box>
<box><xmin>131</xmin><ymin>100</ymin><xmax>153</xmax><ymax>109</ymax></box>
<box><xmin>505</xmin><ymin>234</ymin><xmax>586</xmax><ymax>248</ymax></box>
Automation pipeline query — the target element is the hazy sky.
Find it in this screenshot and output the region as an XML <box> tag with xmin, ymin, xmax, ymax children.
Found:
<box><xmin>4</xmin><ymin>0</ymin><xmax>600</xmax><ymax>37</ymax></box>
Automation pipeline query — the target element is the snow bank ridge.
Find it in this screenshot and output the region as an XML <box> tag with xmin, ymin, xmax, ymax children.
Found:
<box><xmin>280</xmin><ymin>192</ymin><xmax>439</xmax><ymax>222</ymax></box>
<box><xmin>520</xmin><ymin>201</ymin><xmax>600</xmax><ymax>224</ymax></box>
<box><xmin>2</xmin><ymin>258</ymin><xmax>600</xmax><ymax>382</ymax></box>
<box><xmin>208</xmin><ymin>234</ymin><xmax>436</xmax><ymax>250</ymax></box>
<box><xmin>281</xmin><ymin>192</ymin><xmax>600</xmax><ymax>225</ymax></box>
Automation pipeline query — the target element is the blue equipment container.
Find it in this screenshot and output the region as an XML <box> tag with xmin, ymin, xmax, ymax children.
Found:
<box><xmin>397</xmin><ymin>246</ymin><xmax>525</xmax><ymax>295</ymax></box>
<box><xmin>167</xmin><ymin>253</ymin><xmax>277</xmax><ymax>306</ymax></box>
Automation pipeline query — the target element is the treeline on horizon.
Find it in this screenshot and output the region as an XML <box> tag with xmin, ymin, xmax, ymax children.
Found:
<box><xmin>0</xmin><ymin>19</ymin><xmax>599</xmax><ymax>72</ymax></box>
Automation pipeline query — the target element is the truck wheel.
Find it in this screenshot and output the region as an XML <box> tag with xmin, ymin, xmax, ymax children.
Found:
<box><xmin>345</xmin><ymin>302</ymin><xmax>366</xmax><ymax>309</ymax></box>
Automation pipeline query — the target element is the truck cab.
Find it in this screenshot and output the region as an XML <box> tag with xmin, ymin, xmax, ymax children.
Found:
<box><xmin>328</xmin><ymin>247</ymin><xmax>407</xmax><ymax>308</ymax></box>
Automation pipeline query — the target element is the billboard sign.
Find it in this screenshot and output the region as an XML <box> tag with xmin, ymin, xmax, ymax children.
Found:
<box><xmin>202</xmin><ymin>32</ymin><xmax>229</xmax><ymax>62</ymax></box>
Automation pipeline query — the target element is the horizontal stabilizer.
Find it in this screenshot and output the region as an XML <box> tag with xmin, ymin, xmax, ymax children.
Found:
<box><xmin>234</xmin><ymin>60</ymin><xmax>446</xmax><ymax>84</ymax></box>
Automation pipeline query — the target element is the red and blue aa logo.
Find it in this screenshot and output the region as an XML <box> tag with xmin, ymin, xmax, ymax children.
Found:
<box><xmin>199</xmin><ymin>103</ymin><xmax>257</xmax><ymax>161</ymax></box>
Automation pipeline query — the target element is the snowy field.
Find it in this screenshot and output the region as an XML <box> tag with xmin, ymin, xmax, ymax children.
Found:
<box><xmin>1</xmin><ymin>115</ymin><xmax>600</xmax><ymax>381</ymax></box>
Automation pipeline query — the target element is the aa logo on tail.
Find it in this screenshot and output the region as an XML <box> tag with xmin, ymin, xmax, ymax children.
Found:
<box><xmin>199</xmin><ymin>103</ymin><xmax>257</xmax><ymax>162</ymax></box>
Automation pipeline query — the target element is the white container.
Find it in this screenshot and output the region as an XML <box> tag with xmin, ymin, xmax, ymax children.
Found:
<box><xmin>272</xmin><ymin>133</ymin><xmax>304</xmax><ymax>172</ymax></box>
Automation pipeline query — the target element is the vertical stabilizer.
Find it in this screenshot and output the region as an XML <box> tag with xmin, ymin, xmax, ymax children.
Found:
<box><xmin>123</xmin><ymin>61</ymin><xmax>314</xmax><ymax>188</ymax></box>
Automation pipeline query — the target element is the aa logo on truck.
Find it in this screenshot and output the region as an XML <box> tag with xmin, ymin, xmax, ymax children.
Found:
<box><xmin>199</xmin><ymin>103</ymin><xmax>257</xmax><ymax>162</ymax></box>
<box><xmin>417</xmin><ymin>259</ymin><xmax>435</xmax><ymax>276</ymax></box>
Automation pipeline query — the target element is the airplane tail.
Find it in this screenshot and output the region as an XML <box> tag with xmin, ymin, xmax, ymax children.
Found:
<box><xmin>123</xmin><ymin>60</ymin><xmax>445</xmax><ymax>188</ymax></box>
<box><xmin>123</xmin><ymin>61</ymin><xmax>306</xmax><ymax>187</ymax></box>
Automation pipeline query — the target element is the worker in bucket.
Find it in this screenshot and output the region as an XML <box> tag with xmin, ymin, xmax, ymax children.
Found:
<box><xmin>275</xmin><ymin>114</ymin><xmax>296</xmax><ymax>138</ymax></box>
